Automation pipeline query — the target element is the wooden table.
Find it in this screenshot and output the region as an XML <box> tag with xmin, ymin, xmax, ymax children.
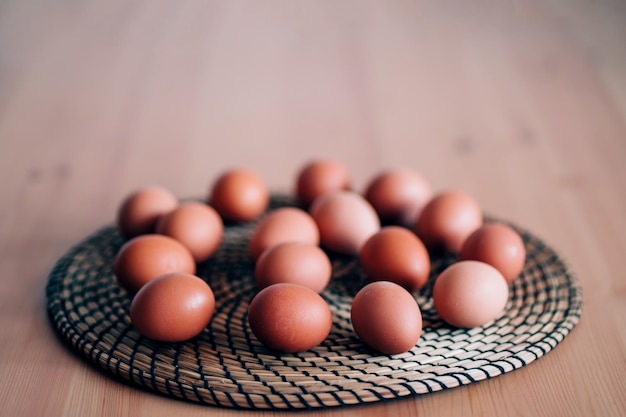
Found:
<box><xmin>1</xmin><ymin>1</ymin><xmax>625</xmax><ymax>416</ymax></box>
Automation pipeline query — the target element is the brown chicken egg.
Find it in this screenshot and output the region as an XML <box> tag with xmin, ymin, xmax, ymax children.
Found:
<box><xmin>255</xmin><ymin>242</ymin><xmax>332</xmax><ymax>293</ymax></box>
<box><xmin>295</xmin><ymin>159</ymin><xmax>351</xmax><ymax>206</ymax></box>
<box><xmin>310</xmin><ymin>191</ymin><xmax>380</xmax><ymax>255</ymax></box>
<box><xmin>113</xmin><ymin>234</ymin><xmax>196</xmax><ymax>293</ymax></box>
<box><xmin>209</xmin><ymin>168</ymin><xmax>269</xmax><ymax>222</ymax></box>
<box><xmin>117</xmin><ymin>186</ymin><xmax>179</xmax><ymax>238</ymax></box>
<box><xmin>359</xmin><ymin>226</ymin><xmax>430</xmax><ymax>292</ymax></box>
<box><xmin>415</xmin><ymin>190</ymin><xmax>483</xmax><ymax>252</ymax></box>
<box><xmin>156</xmin><ymin>201</ymin><xmax>223</xmax><ymax>262</ymax></box>
<box><xmin>130</xmin><ymin>272</ymin><xmax>215</xmax><ymax>342</ymax></box>
<box><xmin>433</xmin><ymin>260</ymin><xmax>509</xmax><ymax>328</ymax></box>
<box><xmin>460</xmin><ymin>222</ymin><xmax>526</xmax><ymax>283</ymax></box>
<box><xmin>248</xmin><ymin>207</ymin><xmax>319</xmax><ymax>260</ymax></box>
<box><xmin>364</xmin><ymin>168</ymin><xmax>433</xmax><ymax>226</ymax></box>
<box><xmin>351</xmin><ymin>281</ymin><xmax>423</xmax><ymax>355</ymax></box>
<box><xmin>247</xmin><ymin>283</ymin><xmax>332</xmax><ymax>353</ymax></box>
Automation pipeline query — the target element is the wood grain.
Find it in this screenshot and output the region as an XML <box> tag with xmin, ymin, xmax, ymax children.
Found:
<box><xmin>1</xmin><ymin>1</ymin><xmax>625</xmax><ymax>416</ymax></box>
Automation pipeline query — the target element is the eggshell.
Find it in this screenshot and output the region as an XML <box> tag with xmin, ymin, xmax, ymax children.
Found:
<box><xmin>295</xmin><ymin>159</ymin><xmax>351</xmax><ymax>206</ymax></box>
<box><xmin>113</xmin><ymin>234</ymin><xmax>196</xmax><ymax>293</ymax></box>
<box><xmin>130</xmin><ymin>272</ymin><xmax>215</xmax><ymax>342</ymax></box>
<box><xmin>248</xmin><ymin>207</ymin><xmax>319</xmax><ymax>260</ymax></box>
<box><xmin>255</xmin><ymin>242</ymin><xmax>332</xmax><ymax>293</ymax></box>
<box><xmin>247</xmin><ymin>283</ymin><xmax>332</xmax><ymax>353</ymax></box>
<box><xmin>310</xmin><ymin>191</ymin><xmax>380</xmax><ymax>255</ymax></box>
<box><xmin>209</xmin><ymin>168</ymin><xmax>269</xmax><ymax>222</ymax></box>
<box><xmin>433</xmin><ymin>260</ymin><xmax>509</xmax><ymax>328</ymax></box>
<box><xmin>364</xmin><ymin>168</ymin><xmax>432</xmax><ymax>226</ymax></box>
<box><xmin>460</xmin><ymin>222</ymin><xmax>526</xmax><ymax>283</ymax></box>
<box><xmin>359</xmin><ymin>226</ymin><xmax>430</xmax><ymax>292</ymax></box>
<box><xmin>415</xmin><ymin>190</ymin><xmax>483</xmax><ymax>252</ymax></box>
<box><xmin>156</xmin><ymin>201</ymin><xmax>223</xmax><ymax>262</ymax></box>
<box><xmin>350</xmin><ymin>281</ymin><xmax>422</xmax><ymax>354</ymax></box>
<box><xmin>116</xmin><ymin>186</ymin><xmax>179</xmax><ymax>238</ymax></box>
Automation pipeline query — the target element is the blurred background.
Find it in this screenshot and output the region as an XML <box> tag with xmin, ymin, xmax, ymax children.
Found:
<box><xmin>1</xmin><ymin>1</ymin><xmax>625</xmax><ymax>415</ymax></box>
<box><xmin>2</xmin><ymin>0</ymin><xmax>625</xmax><ymax>271</ymax></box>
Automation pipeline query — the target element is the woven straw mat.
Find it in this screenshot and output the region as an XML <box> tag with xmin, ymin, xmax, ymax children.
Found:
<box><xmin>46</xmin><ymin>195</ymin><xmax>583</xmax><ymax>410</ymax></box>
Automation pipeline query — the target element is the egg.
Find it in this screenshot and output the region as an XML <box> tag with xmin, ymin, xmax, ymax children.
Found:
<box><xmin>364</xmin><ymin>168</ymin><xmax>432</xmax><ymax>226</ymax></box>
<box><xmin>255</xmin><ymin>242</ymin><xmax>332</xmax><ymax>293</ymax></box>
<box><xmin>247</xmin><ymin>283</ymin><xmax>332</xmax><ymax>353</ymax></box>
<box><xmin>130</xmin><ymin>272</ymin><xmax>215</xmax><ymax>342</ymax></box>
<box><xmin>113</xmin><ymin>234</ymin><xmax>196</xmax><ymax>293</ymax></box>
<box><xmin>209</xmin><ymin>168</ymin><xmax>269</xmax><ymax>222</ymax></box>
<box><xmin>295</xmin><ymin>159</ymin><xmax>351</xmax><ymax>206</ymax></box>
<box><xmin>116</xmin><ymin>186</ymin><xmax>179</xmax><ymax>238</ymax></box>
<box><xmin>310</xmin><ymin>191</ymin><xmax>380</xmax><ymax>255</ymax></box>
<box><xmin>460</xmin><ymin>222</ymin><xmax>526</xmax><ymax>283</ymax></box>
<box><xmin>433</xmin><ymin>260</ymin><xmax>509</xmax><ymax>328</ymax></box>
<box><xmin>415</xmin><ymin>190</ymin><xmax>483</xmax><ymax>252</ymax></box>
<box><xmin>248</xmin><ymin>207</ymin><xmax>319</xmax><ymax>260</ymax></box>
<box><xmin>156</xmin><ymin>201</ymin><xmax>223</xmax><ymax>262</ymax></box>
<box><xmin>359</xmin><ymin>226</ymin><xmax>430</xmax><ymax>292</ymax></box>
<box><xmin>350</xmin><ymin>281</ymin><xmax>422</xmax><ymax>354</ymax></box>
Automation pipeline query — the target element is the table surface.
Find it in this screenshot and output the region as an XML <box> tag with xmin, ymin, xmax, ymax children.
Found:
<box><xmin>1</xmin><ymin>1</ymin><xmax>625</xmax><ymax>416</ymax></box>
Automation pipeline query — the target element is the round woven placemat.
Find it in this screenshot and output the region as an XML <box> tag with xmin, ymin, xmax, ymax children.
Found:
<box><xmin>46</xmin><ymin>195</ymin><xmax>582</xmax><ymax>410</ymax></box>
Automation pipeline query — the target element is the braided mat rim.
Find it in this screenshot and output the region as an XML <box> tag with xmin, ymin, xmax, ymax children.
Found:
<box><xmin>46</xmin><ymin>195</ymin><xmax>583</xmax><ymax>410</ymax></box>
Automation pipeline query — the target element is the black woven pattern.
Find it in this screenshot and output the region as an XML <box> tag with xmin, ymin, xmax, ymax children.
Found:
<box><xmin>46</xmin><ymin>195</ymin><xmax>583</xmax><ymax>409</ymax></box>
